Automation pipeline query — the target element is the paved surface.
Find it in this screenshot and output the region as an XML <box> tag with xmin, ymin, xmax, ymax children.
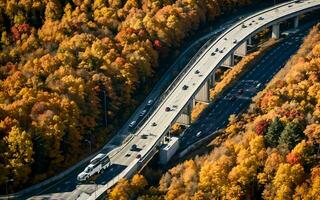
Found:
<box><xmin>25</xmin><ymin>1</ymin><xmax>320</xmax><ymax>199</ymax></box>
<box><xmin>180</xmin><ymin>23</ymin><xmax>315</xmax><ymax>149</ymax></box>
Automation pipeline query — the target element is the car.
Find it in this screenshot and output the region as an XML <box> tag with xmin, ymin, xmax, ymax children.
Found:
<box><xmin>129</xmin><ymin>121</ymin><xmax>136</xmax><ymax>128</ymax></box>
<box><xmin>131</xmin><ymin>144</ymin><xmax>137</xmax><ymax>151</ymax></box>
<box><xmin>256</xmin><ymin>83</ymin><xmax>261</xmax><ymax>88</ymax></box>
<box><xmin>224</xmin><ymin>37</ymin><xmax>228</xmax><ymax>40</ymax></box>
<box><xmin>141</xmin><ymin>134</ymin><xmax>148</xmax><ymax>139</ymax></box>
<box><xmin>219</xmin><ymin>49</ymin><xmax>223</xmax><ymax>53</ymax></box>
<box><xmin>215</xmin><ymin>48</ymin><xmax>219</xmax><ymax>52</ymax></box>
<box><xmin>233</xmin><ymin>39</ymin><xmax>237</xmax><ymax>44</ymax></box>
<box><xmin>172</xmin><ymin>105</ymin><xmax>178</xmax><ymax>108</ymax></box>
<box><xmin>211</xmin><ymin>52</ymin><xmax>216</xmax><ymax>56</ymax></box>
<box><xmin>182</xmin><ymin>85</ymin><xmax>188</xmax><ymax>90</ymax></box>
<box><xmin>196</xmin><ymin>131</ymin><xmax>202</xmax><ymax>137</ymax></box>
<box><xmin>242</xmin><ymin>23</ymin><xmax>247</xmax><ymax>28</ymax></box>
<box><xmin>259</xmin><ymin>16</ymin><xmax>264</xmax><ymax>20</ymax></box>
<box><xmin>139</xmin><ymin>110</ymin><xmax>147</xmax><ymax>117</ymax></box>
<box><xmin>147</xmin><ymin>99</ymin><xmax>154</xmax><ymax>106</ymax></box>
<box><xmin>136</xmin><ymin>154</ymin><xmax>141</xmax><ymax>159</ymax></box>
<box><xmin>195</xmin><ymin>70</ymin><xmax>200</xmax><ymax>74</ymax></box>
<box><xmin>230</xmin><ymin>95</ymin><xmax>236</xmax><ymax>101</ymax></box>
<box><xmin>152</xmin><ymin>122</ymin><xmax>157</xmax><ymax>126</ymax></box>
<box><xmin>165</xmin><ymin>107</ymin><xmax>171</xmax><ymax>112</ymax></box>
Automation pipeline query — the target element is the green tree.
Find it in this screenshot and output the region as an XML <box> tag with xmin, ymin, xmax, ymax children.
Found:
<box><xmin>265</xmin><ymin>117</ymin><xmax>284</xmax><ymax>147</ymax></box>
<box><xmin>278</xmin><ymin>122</ymin><xmax>305</xmax><ymax>151</ymax></box>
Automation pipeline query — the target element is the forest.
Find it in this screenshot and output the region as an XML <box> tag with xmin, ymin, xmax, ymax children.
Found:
<box><xmin>108</xmin><ymin>24</ymin><xmax>320</xmax><ymax>200</ymax></box>
<box><xmin>0</xmin><ymin>0</ymin><xmax>258</xmax><ymax>191</ymax></box>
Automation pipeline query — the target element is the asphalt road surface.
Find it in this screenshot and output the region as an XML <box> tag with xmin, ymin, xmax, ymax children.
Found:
<box><xmin>180</xmin><ymin>22</ymin><xmax>316</xmax><ymax>150</ymax></box>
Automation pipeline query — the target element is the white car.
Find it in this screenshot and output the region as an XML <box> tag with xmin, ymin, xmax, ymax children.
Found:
<box><xmin>196</xmin><ymin>131</ymin><xmax>202</xmax><ymax>137</ymax></box>
<box><xmin>77</xmin><ymin>154</ymin><xmax>110</xmax><ymax>182</ymax></box>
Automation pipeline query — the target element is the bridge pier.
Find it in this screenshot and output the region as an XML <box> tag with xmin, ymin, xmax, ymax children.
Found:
<box><xmin>272</xmin><ymin>23</ymin><xmax>280</xmax><ymax>39</ymax></box>
<box><xmin>176</xmin><ymin>101</ymin><xmax>193</xmax><ymax>126</ymax></box>
<box><xmin>208</xmin><ymin>72</ymin><xmax>215</xmax><ymax>88</ymax></box>
<box><xmin>248</xmin><ymin>37</ymin><xmax>252</xmax><ymax>46</ymax></box>
<box><xmin>234</xmin><ymin>40</ymin><xmax>247</xmax><ymax>57</ymax></box>
<box><xmin>294</xmin><ymin>16</ymin><xmax>299</xmax><ymax>29</ymax></box>
<box><xmin>221</xmin><ymin>52</ymin><xmax>235</xmax><ymax>68</ymax></box>
<box><xmin>194</xmin><ymin>80</ymin><xmax>210</xmax><ymax>104</ymax></box>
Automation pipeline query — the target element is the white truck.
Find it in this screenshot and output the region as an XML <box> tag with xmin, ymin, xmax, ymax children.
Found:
<box><xmin>77</xmin><ymin>153</ymin><xmax>110</xmax><ymax>182</ymax></box>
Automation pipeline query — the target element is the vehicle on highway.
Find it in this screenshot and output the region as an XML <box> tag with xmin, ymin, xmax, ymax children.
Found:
<box><xmin>139</xmin><ymin>110</ymin><xmax>147</xmax><ymax>117</ymax></box>
<box><xmin>256</xmin><ymin>83</ymin><xmax>261</xmax><ymax>88</ymax></box>
<box><xmin>230</xmin><ymin>95</ymin><xmax>236</xmax><ymax>101</ymax></box>
<box><xmin>165</xmin><ymin>107</ymin><xmax>171</xmax><ymax>112</ymax></box>
<box><xmin>77</xmin><ymin>154</ymin><xmax>110</xmax><ymax>182</ymax></box>
<box><xmin>182</xmin><ymin>85</ymin><xmax>189</xmax><ymax>90</ymax></box>
<box><xmin>141</xmin><ymin>134</ymin><xmax>148</xmax><ymax>139</ymax></box>
<box><xmin>147</xmin><ymin>99</ymin><xmax>154</xmax><ymax>107</ymax></box>
<box><xmin>196</xmin><ymin>131</ymin><xmax>202</xmax><ymax>137</ymax></box>
<box><xmin>131</xmin><ymin>144</ymin><xmax>137</xmax><ymax>151</ymax></box>
<box><xmin>129</xmin><ymin>121</ymin><xmax>137</xmax><ymax>129</ymax></box>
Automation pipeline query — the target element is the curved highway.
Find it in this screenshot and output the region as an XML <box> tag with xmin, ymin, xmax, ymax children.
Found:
<box><xmin>23</xmin><ymin>0</ymin><xmax>320</xmax><ymax>199</ymax></box>
<box><xmin>85</xmin><ymin>0</ymin><xmax>320</xmax><ymax>199</ymax></box>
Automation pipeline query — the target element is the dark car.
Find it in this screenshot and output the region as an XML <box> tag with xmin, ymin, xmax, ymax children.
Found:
<box><xmin>195</xmin><ymin>70</ymin><xmax>200</xmax><ymax>74</ymax></box>
<box><xmin>152</xmin><ymin>122</ymin><xmax>157</xmax><ymax>126</ymax></box>
<box><xmin>130</xmin><ymin>144</ymin><xmax>137</xmax><ymax>151</ymax></box>
<box><xmin>182</xmin><ymin>85</ymin><xmax>188</xmax><ymax>90</ymax></box>
<box><xmin>211</xmin><ymin>52</ymin><xmax>216</xmax><ymax>56</ymax></box>
<box><xmin>165</xmin><ymin>107</ymin><xmax>171</xmax><ymax>112</ymax></box>
<box><xmin>136</xmin><ymin>154</ymin><xmax>141</xmax><ymax>159</ymax></box>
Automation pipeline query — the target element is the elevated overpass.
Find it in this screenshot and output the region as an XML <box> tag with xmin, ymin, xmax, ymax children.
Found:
<box><xmin>88</xmin><ymin>0</ymin><xmax>320</xmax><ymax>199</ymax></box>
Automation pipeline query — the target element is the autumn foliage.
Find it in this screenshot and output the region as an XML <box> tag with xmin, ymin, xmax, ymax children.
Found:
<box><xmin>0</xmin><ymin>0</ymin><xmax>256</xmax><ymax>192</ymax></box>
<box><xmin>111</xmin><ymin>24</ymin><xmax>320</xmax><ymax>200</ymax></box>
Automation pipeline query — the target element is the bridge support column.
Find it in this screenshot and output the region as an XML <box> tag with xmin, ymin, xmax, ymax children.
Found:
<box><xmin>208</xmin><ymin>72</ymin><xmax>215</xmax><ymax>88</ymax></box>
<box><xmin>234</xmin><ymin>40</ymin><xmax>247</xmax><ymax>57</ymax></box>
<box><xmin>194</xmin><ymin>80</ymin><xmax>210</xmax><ymax>104</ymax></box>
<box><xmin>176</xmin><ymin>101</ymin><xmax>193</xmax><ymax>126</ymax></box>
<box><xmin>221</xmin><ymin>52</ymin><xmax>234</xmax><ymax>68</ymax></box>
<box><xmin>272</xmin><ymin>23</ymin><xmax>280</xmax><ymax>39</ymax></box>
<box><xmin>294</xmin><ymin>16</ymin><xmax>299</xmax><ymax>29</ymax></box>
<box><xmin>248</xmin><ymin>37</ymin><xmax>252</xmax><ymax>46</ymax></box>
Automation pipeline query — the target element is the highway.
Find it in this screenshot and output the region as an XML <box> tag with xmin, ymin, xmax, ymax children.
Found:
<box><xmin>25</xmin><ymin>4</ymin><xmax>257</xmax><ymax>200</ymax></box>
<box><xmin>180</xmin><ymin>22</ymin><xmax>315</xmax><ymax>150</ymax></box>
<box><xmin>24</xmin><ymin>0</ymin><xmax>320</xmax><ymax>199</ymax></box>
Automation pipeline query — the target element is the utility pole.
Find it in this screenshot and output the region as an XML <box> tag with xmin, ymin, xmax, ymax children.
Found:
<box><xmin>5</xmin><ymin>179</ymin><xmax>13</xmax><ymax>200</ymax></box>
<box><xmin>85</xmin><ymin>139</ymin><xmax>92</xmax><ymax>154</ymax></box>
<box><xmin>102</xmin><ymin>89</ymin><xmax>107</xmax><ymax>127</ymax></box>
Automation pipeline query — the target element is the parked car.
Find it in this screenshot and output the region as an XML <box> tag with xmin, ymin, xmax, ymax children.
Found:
<box><xmin>136</xmin><ymin>154</ymin><xmax>141</xmax><ymax>159</ymax></box>
<box><xmin>152</xmin><ymin>122</ymin><xmax>157</xmax><ymax>126</ymax></box>
<box><xmin>195</xmin><ymin>70</ymin><xmax>200</xmax><ymax>74</ymax></box>
<box><xmin>182</xmin><ymin>85</ymin><xmax>188</xmax><ymax>90</ymax></box>
<box><xmin>165</xmin><ymin>107</ymin><xmax>171</xmax><ymax>112</ymax></box>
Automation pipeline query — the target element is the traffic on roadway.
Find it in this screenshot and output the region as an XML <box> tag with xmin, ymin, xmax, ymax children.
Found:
<box><xmin>22</xmin><ymin>0</ymin><xmax>320</xmax><ymax>199</ymax></box>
